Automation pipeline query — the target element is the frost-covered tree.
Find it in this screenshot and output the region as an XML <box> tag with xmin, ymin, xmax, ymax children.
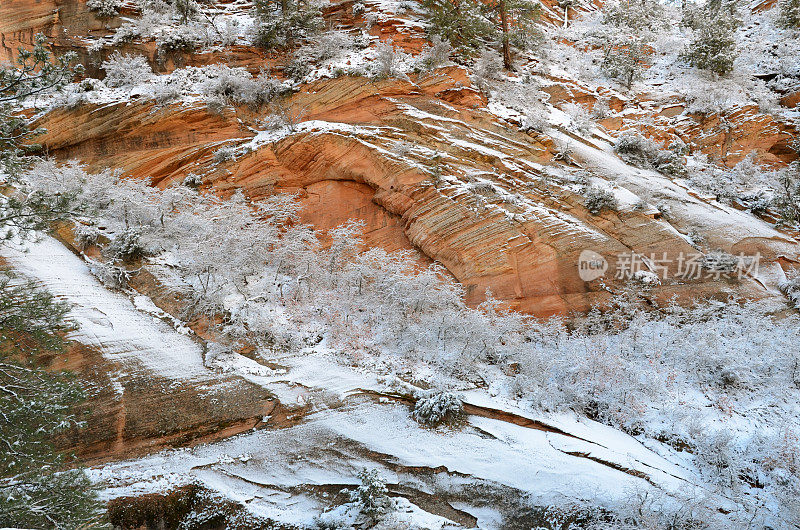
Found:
<box><xmin>174</xmin><ymin>0</ymin><xmax>200</xmax><ymax>24</ymax></box>
<box><xmin>101</xmin><ymin>52</ymin><xmax>154</xmax><ymax>87</ymax></box>
<box><xmin>602</xmin><ymin>0</ymin><xmax>665</xmax><ymax>33</ymax></box>
<box><xmin>613</xmin><ymin>130</ymin><xmax>686</xmax><ymax>176</ymax></box>
<box><xmin>601</xmin><ymin>38</ymin><xmax>651</xmax><ymax>89</ymax></box>
<box><xmin>200</xmin><ymin>65</ymin><xmax>283</xmax><ymax>110</ymax></box>
<box><xmin>0</xmin><ymin>45</ymin><xmax>105</xmax><ymax>525</ymax></box>
<box><xmin>0</xmin><ymin>36</ymin><xmax>84</xmax><ymax>241</ymax></box>
<box><xmin>680</xmin><ymin>3</ymin><xmax>739</xmax><ymax>75</ymax></box>
<box><xmin>422</xmin><ymin>0</ymin><xmax>496</xmax><ymax>58</ymax></box>
<box><xmin>87</xmin><ymin>0</ymin><xmax>122</xmax><ymax>18</ymax></box>
<box><xmin>371</xmin><ymin>39</ymin><xmax>410</xmax><ymax>80</ymax></box>
<box><xmin>348</xmin><ymin>469</ymin><xmax>394</xmax><ymax>523</ymax></box>
<box><xmin>779</xmin><ymin>0</ymin><xmax>800</xmax><ymax>28</ymax></box>
<box><xmin>412</xmin><ymin>391</ymin><xmax>465</xmax><ymax>426</ymax></box>
<box><xmin>416</xmin><ymin>35</ymin><xmax>454</xmax><ymax>72</ymax></box>
<box><xmin>0</xmin><ymin>35</ymin><xmax>81</xmax><ymax>173</ymax></box>
<box><xmin>774</xmin><ymin>160</ymin><xmax>800</xmax><ymax>224</ymax></box>
<box><xmin>0</xmin><ymin>275</ymin><xmax>104</xmax><ymax>529</ymax></box>
<box><xmin>422</xmin><ymin>0</ymin><xmax>540</xmax><ymax>68</ymax></box>
<box><xmin>251</xmin><ymin>0</ymin><xmax>324</xmax><ymax>49</ymax></box>
<box><xmin>487</xmin><ymin>0</ymin><xmax>542</xmax><ymax>69</ymax></box>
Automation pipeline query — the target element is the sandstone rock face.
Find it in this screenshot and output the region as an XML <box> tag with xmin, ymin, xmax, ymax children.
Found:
<box><xmin>3</xmin><ymin>1</ymin><xmax>800</xmax><ymax>526</ymax></box>
<box><xmin>32</xmin><ymin>67</ymin><xmax>800</xmax><ymax>317</ymax></box>
<box><xmin>0</xmin><ymin>0</ymin><xmax>114</xmax><ymax>61</ymax></box>
<box><xmin>3</xmin><ymin>0</ymin><xmax>799</xmax><ymax>318</ymax></box>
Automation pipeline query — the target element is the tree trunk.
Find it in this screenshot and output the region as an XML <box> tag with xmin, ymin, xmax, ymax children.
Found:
<box><xmin>499</xmin><ymin>0</ymin><xmax>513</xmax><ymax>70</ymax></box>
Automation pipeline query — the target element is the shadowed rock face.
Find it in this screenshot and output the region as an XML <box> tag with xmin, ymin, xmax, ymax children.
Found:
<box><xmin>50</xmin><ymin>341</ymin><xmax>282</xmax><ymax>464</ymax></box>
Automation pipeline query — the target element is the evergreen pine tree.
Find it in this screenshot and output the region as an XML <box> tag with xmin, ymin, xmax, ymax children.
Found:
<box><xmin>0</xmin><ymin>273</ymin><xmax>106</xmax><ymax>528</ymax></box>
<box><xmin>1</xmin><ymin>36</ymin><xmax>86</xmax><ymax>242</ymax></box>
<box><xmin>779</xmin><ymin>0</ymin><xmax>800</xmax><ymax>28</ymax></box>
<box><xmin>422</xmin><ymin>0</ymin><xmax>497</xmax><ymax>58</ymax></box>
<box><xmin>422</xmin><ymin>0</ymin><xmax>540</xmax><ymax>68</ymax></box>
<box><xmin>0</xmin><ymin>36</ymin><xmax>104</xmax><ymax>528</ymax></box>
<box><xmin>680</xmin><ymin>1</ymin><xmax>739</xmax><ymax>75</ymax></box>
<box><xmin>251</xmin><ymin>0</ymin><xmax>324</xmax><ymax>49</ymax></box>
<box><xmin>602</xmin><ymin>38</ymin><xmax>651</xmax><ymax>89</ymax></box>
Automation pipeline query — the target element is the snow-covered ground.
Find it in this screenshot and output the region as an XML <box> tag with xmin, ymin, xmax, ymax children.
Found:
<box><xmin>6</xmin><ymin>0</ymin><xmax>800</xmax><ymax>527</ymax></box>
<box><xmin>2</xmin><ymin>237</ymin><xmax>207</xmax><ymax>380</ymax></box>
<box><xmin>2</xmin><ymin>234</ymin><xmax>709</xmax><ymax>527</ymax></box>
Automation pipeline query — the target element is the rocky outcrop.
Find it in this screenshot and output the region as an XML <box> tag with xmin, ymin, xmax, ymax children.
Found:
<box><xmin>32</xmin><ymin>66</ymin><xmax>800</xmax><ymax>316</ymax></box>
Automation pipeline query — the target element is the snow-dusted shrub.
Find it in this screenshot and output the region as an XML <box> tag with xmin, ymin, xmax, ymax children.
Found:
<box><xmin>182</xmin><ymin>173</ymin><xmax>202</xmax><ymax>188</ymax></box>
<box><xmin>286</xmin><ymin>30</ymin><xmax>355</xmax><ymax>80</ymax></box>
<box><xmin>260</xmin><ymin>99</ymin><xmax>306</xmax><ymax>131</ymax></box>
<box><xmin>111</xmin><ymin>4</ymin><xmax>171</xmax><ymax>44</ymax></box>
<box><xmin>105</xmin><ymin>229</ymin><xmax>148</xmax><ymax>263</ymax></box>
<box><xmin>101</xmin><ymin>52</ymin><xmax>153</xmax><ymax>87</ymax></box>
<box><xmin>204</xmin><ymin>94</ymin><xmax>227</xmax><ymax>115</ymax></box>
<box><xmin>590</xmin><ymin>98</ymin><xmax>610</xmax><ymax>119</ymax></box>
<box><xmin>352</xmin><ymin>1</ymin><xmax>365</xmax><ymax>16</ymax></box>
<box><xmin>701</xmin><ymin>250</ymin><xmax>738</xmax><ymax>275</ymax></box>
<box><xmin>79</xmin><ymin>77</ymin><xmax>104</xmax><ymax>92</ymax></box>
<box><xmin>692</xmin><ymin>429</ymin><xmax>742</xmax><ymax>488</ymax></box>
<box><xmin>582</xmin><ymin>185</ymin><xmax>618</xmax><ymax>215</ymax></box>
<box><xmin>348</xmin><ymin>469</ymin><xmax>394</xmax><ymax>522</ymax></box>
<box><xmin>137</xmin><ymin>0</ymin><xmax>172</xmax><ymax>14</ymax></box>
<box><xmin>522</xmin><ymin>110</ymin><xmax>548</xmax><ymax>133</ymax></box>
<box><xmin>251</xmin><ymin>0</ymin><xmax>324</xmax><ymax>49</ymax></box>
<box><xmin>416</xmin><ymin>36</ymin><xmax>453</xmax><ymax>72</ymax></box>
<box><xmin>73</xmin><ymin>223</ymin><xmax>101</xmax><ymax>250</ymax></box>
<box><xmin>90</xmin><ymin>261</ymin><xmax>132</xmax><ymax>289</ymax></box>
<box><xmin>655</xmin><ymin>200</ymin><xmax>673</xmax><ymax>219</ymax></box>
<box><xmin>310</xmin><ymin>517</ymin><xmax>348</xmax><ymax>530</ymax></box>
<box><xmin>149</xmin><ymin>78</ymin><xmax>182</xmax><ymax>105</ymax></box>
<box><xmin>780</xmin><ymin>274</ymin><xmax>800</xmax><ymax>309</ymax></box>
<box><xmin>87</xmin><ymin>0</ymin><xmax>121</xmax><ymax>18</ymax></box>
<box><xmin>157</xmin><ymin>25</ymin><xmax>203</xmax><ymax>56</ymax></box>
<box><xmin>201</xmin><ymin>66</ymin><xmax>282</xmax><ymax>110</ymax></box>
<box><xmin>473</xmin><ymin>48</ymin><xmax>502</xmax><ymax>92</ymax></box>
<box><xmin>492</xmin><ymin>78</ymin><xmax>549</xmax><ymax>132</ymax></box>
<box><xmin>213</xmin><ymin>146</ymin><xmax>237</xmax><ymax>163</ymax></box>
<box><xmin>309</xmin><ymin>30</ymin><xmax>355</xmax><ymax>62</ymax></box>
<box><xmin>215</xmin><ymin>18</ymin><xmax>242</xmax><ymax>46</ymax></box>
<box><xmin>743</xmin><ymin>190</ymin><xmax>772</xmax><ymax>214</ymax></box>
<box><xmin>682</xmin><ymin>83</ymin><xmax>736</xmax><ymax>115</ymax></box>
<box><xmin>49</xmin><ymin>90</ymin><xmax>88</xmax><ymax>110</ymax></box>
<box><xmin>563</xmin><ymin>102</ymin><xmax>593</xmax><ymax>135</ymax></box>
<box><xmin>371</xmin><ymin>39</ymin><xmax>408</xmax><ymax>80</ymax></box>
<box><xmin>613</xmin><ymin>131</ymin><xmax>685</xmax><ymax>176</ymax></box>
<box><xmin>112</xmin><ymin>22</ymin><xmax>142</xmax><ymax>44</ymax></box>
<box><xmin>632</xmin><ymin>270</ymin><xmax>660</xmax><ymax>287</ymax></box>
<box><xmin>604</xmin><ymin>487</ymin><xmax>720</xmax><ymax>530</ymax></box>
<box><xmin>412</xmin><ymin>391</ymin><xmax>465</xmax><ymax>427</ymax></box>
<box><xmin>553</xmin><ymin>141</ymin><xmax>574</xmax><ymax>164</ymax></box>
